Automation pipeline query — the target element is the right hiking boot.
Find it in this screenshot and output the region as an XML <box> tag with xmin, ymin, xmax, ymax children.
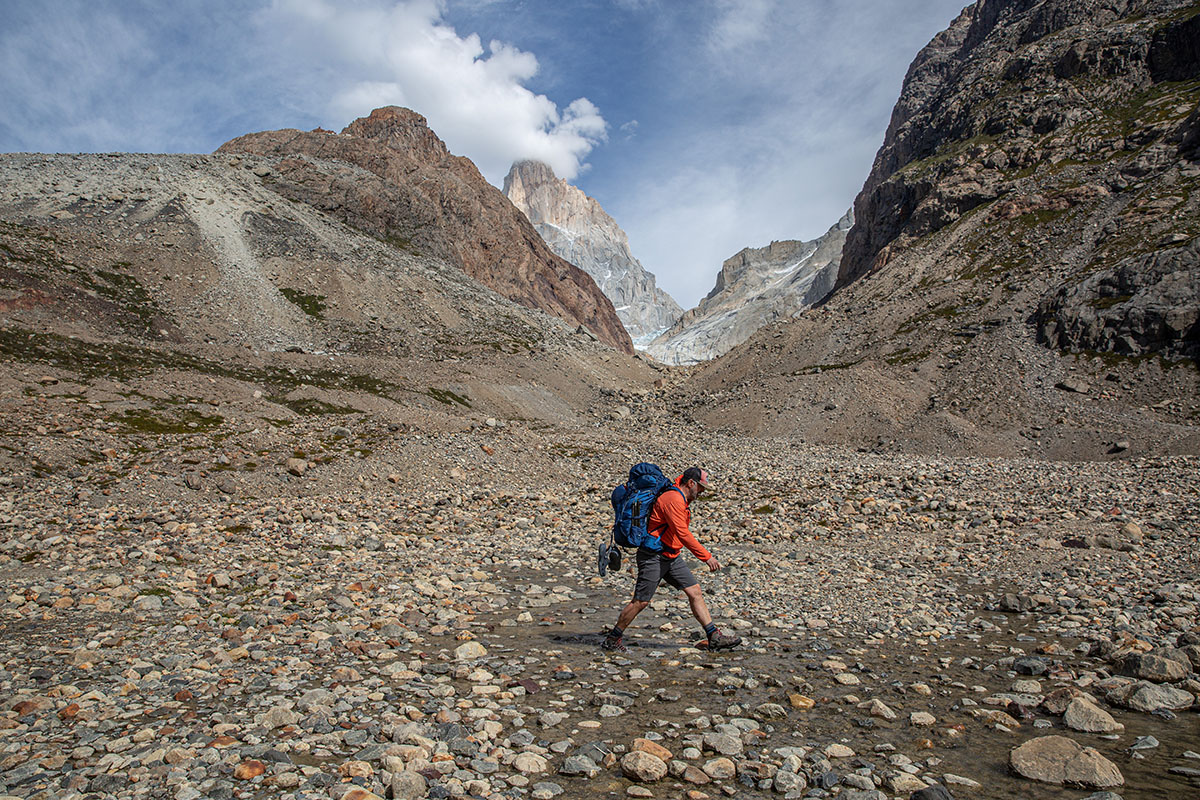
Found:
<box><xmin>706</xmin><ymin>630</ymin><xmax>742</xmax><ymax>650</ymax></box>
<box><xmin>601</xmin><ymin>635</ymin><xmax>629</xmax><ymax>653</ymax></box>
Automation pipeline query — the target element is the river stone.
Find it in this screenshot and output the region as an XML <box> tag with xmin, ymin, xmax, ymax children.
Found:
<box><xmin>1118</xmin><ymin>653</ymin><xmax>1188</xmax><ymax>683</ymax></box>
<box><xmin>632</xmin><ymin>738</ymin><xmax>672</xmax><ymax>761</ymax></box>
<box><xmin>1063</xmin><ymin>698</ymin><xmax>1124</xmax><ymax>734</ymax></box>
<box><xmin>702</xmin><ymin>757</ymin><xmax>736</xmax><ymax>779</ymax></box>
<box><xmin>621</xmin><ymin>751</ymin><xmax>668</xmax><ymax>782</ymax></box>
<box><xmin>531</xmin><ymin>782</ymin><xmax>564</xmax><ymax>800</ymax></box>
<box><xmin>702</xmin><ymin>732</ymin><xmax>742</xmax><ymax>755</ymax></box>
<box><xmin>1109</xmin><ymin>681</ymin><xmax>1194</xmax><ymax>712</ymax></box>
<box><xmin>514</xmin><ymin>753</ymin><xmax>548</xmax><ymax>774</ymax></box>
<box><xmin>1009</xmin><ymin>736</ymin><xmax>1124</xmax><ymax>788</ymax></box>
<box><xmin>559</xmin><ymin>755</ymin><xmax>599</xmax><ymax>777</ymax></box>
<box><xmin>391</xmin><ymin>769</ymin><xmax>428</xmax><ymax>800</ymax></box>
<box><xmin>773</xmin><ymin>769</ymin><xmax>807</xmax><ymax>793</ymax></box>
<box><xmin>454</xmin><ymin>641</ymin><xmax>487</xmax><ymax>660</ymax></box>
<box><xmin>885</xmin><ymin>772</ymin><xmax>927</xmax><ymax>793</ymax></box>
<box><xmin>1041</xmin><ymin>686</ymin><xmax>1085</xmax><ymax>715</ymax></box>
<box><xmin>911</xmin><ymin>786</ymin><xmax>955</xmax><ymax>800</ymax></box>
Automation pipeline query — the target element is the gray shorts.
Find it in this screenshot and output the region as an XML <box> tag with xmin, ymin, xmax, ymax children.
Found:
<box><xmin>633</xmin><ymin>548</ymin><xmax>697</xmax><ymax>602</ymax></box>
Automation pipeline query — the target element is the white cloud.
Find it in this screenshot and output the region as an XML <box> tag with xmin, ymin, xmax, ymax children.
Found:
<box><xmin>264</xmin><ymin>0</ymin><xmax>606</xmax><ymax>182</ymax></box>
<box><xmin>707</xmin><ymin>0</ymin><xmax>775</xmax><ymax>52</ymax></box>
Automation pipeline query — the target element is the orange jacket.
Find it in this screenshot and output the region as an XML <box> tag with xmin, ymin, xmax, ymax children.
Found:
<box><xmin>648</xmin><ymin>477</ymin><xmax>712</xmax><ymax>561</ymax></box>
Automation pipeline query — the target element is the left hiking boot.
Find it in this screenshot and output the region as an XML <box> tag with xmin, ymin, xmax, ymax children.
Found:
<box><xmin>601</xmin><ymin>635</ymin><xmax>629</xmax><ymax>653</ymax></box>
<box><xmin>707</xmin><ymin>630</ymin><xmax>742</xmax><ymax>650</ymax></box>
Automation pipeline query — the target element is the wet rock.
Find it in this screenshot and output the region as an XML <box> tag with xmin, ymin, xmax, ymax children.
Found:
<box><xmin>632</xmin><ymin>738</ymin><xmax>673</xmax><ymax>762</ymax></box>
<box><xmin>1063</xmin><ymin>698</ymin><xmax>1124</xmax><ymax>734</ymax></box>
<box><xmin>621</xmin><ymin>751</ymin><xmax>668</xmax><ymax>782</ymax></box>
<box><xmin>1107</xmin><ymin>681</ymin><xmax>1194</xmax><ymax>712</ymax></box>
<box><xmin>454</xmin><ymin>641</ymin><xmax>487</xmax><ymax>660</ymax></box>
<box><xmin>1041</xmin><ymin>686</ymin><xmax>1085</xmax><ymax>715</ymax></box>
<box><xmin>1009</xmin><ymin>735</ymin><xmax>1124</xmax><ymax>788</ymax></box>
<box><xmin>910</xmin><ymin>786</ymin><xmax>955</xmax><ymax>800</ymax></box>
<box><xmin>1118</xmin><ymin>653</ymin><xmax>1189</xmax><ymax>683</ymax></box>
<box><xmin>559</xmin><ymin>755</ymin><xmax>600</xmax><ymax>778</ymax></box>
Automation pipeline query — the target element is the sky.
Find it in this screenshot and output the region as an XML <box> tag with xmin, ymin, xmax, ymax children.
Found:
<box><xmin>0</xmin><ymin>0</ymin><xmax>968</xmax><ymax>309</ymax></box>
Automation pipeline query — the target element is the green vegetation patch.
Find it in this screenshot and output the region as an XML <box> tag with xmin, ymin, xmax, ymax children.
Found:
<box><xmin>280</xmin><ymin>288</ymin><xmax>327</xmax><ymax>319</ymax></box>
<box><xmin>897</xmin><ymin>304</ymin><xmax>965</xmax><ymax>335</ymax></box>
<box><xmin>896</xmin><ymin>134</ymin><xmax>999</xmax><ymax>180</ymax></box>
<box><xmin>0</xmin><ymin>327</ymin><xmax>408</xmax><ymax>401</ymax></box>
<box><xmin>752</xmin><ymin>505</ymin><xmax>775</xmax><ymax>515</ymax></box>
<box><xmin>1089</xmin><ymin>294</ymin><xmax>1134</xmax><ymax>310</ymax></box>
<box><xmin>426</xmin><ymin>387</ymin><xmax>472</xmax><ymax>408</ymax></box>
<box><xmin>108</xmin><ymin>408</ymin><xmax>225</xmax><ymax>434</ymax></box>
<box><xmin>89</xmin><ymin>268</ymin><xmax>169</xmax><ymax>328</ymax></box>
<box><xmin>884</xmin><ymin>348</ymin><xmax>931</xmax><ymax>366</ymax></box>
<box><xmin>281</xmin><ymin>398</ymin><xmax>359</xmax><ymax>415</ymax></box>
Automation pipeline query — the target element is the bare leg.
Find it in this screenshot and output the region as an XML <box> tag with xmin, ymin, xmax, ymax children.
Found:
<box><xmin>614</xmin><ymin>600</ymin><xmax>649</xmax><ymax>632</ymax></box>
<box><xmin>683</xmin><ymin>584</ymin><xmax>713</xmax><ymax>628</ymax></box>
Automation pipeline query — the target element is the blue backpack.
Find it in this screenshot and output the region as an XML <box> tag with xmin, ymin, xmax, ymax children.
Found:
<box><xmin>610</xmin><ymin>463</ymin><xmax>683</xmax><ymax>552</ymax></box>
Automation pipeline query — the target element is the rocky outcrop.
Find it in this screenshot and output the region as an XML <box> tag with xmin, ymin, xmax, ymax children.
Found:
<box><xmin>503</xmin><ymin>160</ymin><xmax>681</xmax><ymax>344</ymax></box>
<box><xmin>219</xmin><ymin>108</ymin><xmax>632</xmax><ymax>354</ymax></box>
<box><xmin>643</xmin><ymin>210</ymin><xmax>851</xmax><ymax>365</ymax></box>
<box><xmin>837</xmin><ymin>0</ymin><xmax>1200</xmax><ymax>303</ymax></box>
<box><xmin>1036</xmin><ymin>236</ymin><xmax>1199</xmax><ymax>360</ymax></box>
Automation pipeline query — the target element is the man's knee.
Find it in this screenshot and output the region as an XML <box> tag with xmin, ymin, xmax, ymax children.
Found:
<box><xmin>682</xmin><ymin>584</ymin><xmax>702</xmax><ymax>600</ymax></box>
<box><xmin>628</xmin><ymin>599</ymin><xmax>650</xmax><ymax>611</ymax></box>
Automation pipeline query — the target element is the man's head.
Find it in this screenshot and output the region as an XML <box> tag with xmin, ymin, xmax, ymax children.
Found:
<box><xmin>681</xmin><ymin>467</ymin><xmax>710</xmax><ymax>501</ymax></box>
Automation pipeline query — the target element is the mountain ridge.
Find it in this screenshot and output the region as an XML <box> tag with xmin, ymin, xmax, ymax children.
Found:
<box><xmin>502</xmin><ymin>159</ymin><xmax>682</xmax><ymax>344</ymax></box>
<box><xmin>218</xmin><ymin>108</ymin><xmax>633</xmax><ymax>354</ymax></box>
<box><xmin>643</xmin><ymin>210</ymin><xmax>851</xmax><ymax>365</ymax></box>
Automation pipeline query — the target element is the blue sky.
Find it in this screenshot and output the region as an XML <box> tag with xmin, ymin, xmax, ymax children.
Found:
<box><xmin>0</xmin><ymin>0</ymin><xmax>968</xmax><ymax>308</ymax></box>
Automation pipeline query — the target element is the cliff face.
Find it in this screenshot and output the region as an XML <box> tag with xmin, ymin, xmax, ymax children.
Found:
<box><xmin>667</xmin><ymin>0</ymin><xmax>1199</xmax><ymax>458</ymax></box>
<box><xmin>838</xmin><ymin>0</ymin><xmax>1200</xmax><ymax>316</ymax></box>
<box><xmin>502</xmin><ymin>160</ymin><xmax>681</xmax><ymax>344</ymax></box>
<box><xmin>643</xmin><ymin>210</ymin><xmax>851</xmax><ymax>365</ymax></box>
<box><xmin>218</xmin><ymin>108</ymin><xmax>633</xmax><ymax>354</ymax></box>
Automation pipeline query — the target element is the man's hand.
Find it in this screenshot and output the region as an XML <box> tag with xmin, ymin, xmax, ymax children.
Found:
<box><xmin>705</xmin><ymin>557</ymin><xmax>722</xmax><ymax>572</ymax></box>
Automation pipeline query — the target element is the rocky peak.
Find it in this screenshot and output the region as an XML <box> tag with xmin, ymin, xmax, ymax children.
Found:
<box><xmin>643</xmin><ymin>209</ymin><xmax>851</xmax><ymax>365</ymax></box>
<box><xmin>219</xmin><ymin>108</ymin><xmax>633</xmax><ymax>354</ymax></box>
<box><xmin>343</xmin><ymin>107</ymin><xmax>451</xmax><ymax>163</ymax></box>
<box><xmin>503</xmin><ymin>160</ymin><xmax>682</xmax><ymax>344</ymax></box>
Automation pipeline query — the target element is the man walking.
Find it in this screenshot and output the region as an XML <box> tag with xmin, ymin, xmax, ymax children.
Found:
<box><xmin>603</xmin><ymin>467</ymin><xmax>742</xmax><ymax>652</ymax></box>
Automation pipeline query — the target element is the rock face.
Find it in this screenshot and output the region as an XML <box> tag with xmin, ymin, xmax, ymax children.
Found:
<box><xmin>833</xmin><ymin>0</ymin><xmax>1200</xmax><ymax>363</ymax></box>
<box><xmin>219</xmin><ymin>108</ymin><xmax>632</xmax><ymax>354</ymax></box>
<box><xmin>839</xmin><ymin>0</ymin><xmax>1200</xmax><ymax>291</ymax></box>
<box><xmin>503</xmin><ymin>160</ymin><xmax>681</xmax><ymax>344</ymax></box>
<box><xmin>643</xmin><ymin>209</ymin><xmax>851</xmax><ymax>365</ymax></box>
<box><xmin>671</xmin><ymin>0</ymin><xmax>1200</xmax><ymax>457</ymax></box>
<box><xmin>1037</xmin><ymin>237</ymin><xmax>1199</xmax><ymax>361</ymax></box>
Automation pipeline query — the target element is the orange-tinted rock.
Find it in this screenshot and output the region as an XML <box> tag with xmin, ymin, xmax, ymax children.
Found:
<box><xmin>233</xmin><ymin>760</ymin><xmax>266</xmax><ymax>780</ymax></box>
<box><xmin>632</xmin><ymin>737</ymin><xmax>673</xmax><ymax>762</ymax></box>
<box><xmin>219</xmin><ymin>108</ymin><xmax>632</xmax><ymax>354</ymax></box>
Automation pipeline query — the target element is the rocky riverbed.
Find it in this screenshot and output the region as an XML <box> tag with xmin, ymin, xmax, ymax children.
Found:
<box><xmin>1</xmin><ymin>436</ymin><xmax>1198</xmax><ymax>800</ymax></box>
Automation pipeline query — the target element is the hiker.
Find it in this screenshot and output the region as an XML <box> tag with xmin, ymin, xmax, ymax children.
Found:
<box><xmin>603</xmin><ymin>467</ymin><xmax>742</xmax><ymax>652</ymax></box>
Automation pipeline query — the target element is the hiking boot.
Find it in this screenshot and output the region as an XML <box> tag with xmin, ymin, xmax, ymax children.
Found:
<box><xmin>601</xmin><ymin>635</ymin><xmax>628</xmax><ymax>653</ymax></box>
<box><xmin>706</xmin><ymin>630</ymin><xmax>742</xmax><ymax>650</ymax></box>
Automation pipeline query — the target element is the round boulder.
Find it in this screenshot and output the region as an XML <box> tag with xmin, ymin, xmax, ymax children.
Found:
<box><xmin>620</xmin><ymin>751</ymin><xmax>668</xmax><ymax>782</ymax></box>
